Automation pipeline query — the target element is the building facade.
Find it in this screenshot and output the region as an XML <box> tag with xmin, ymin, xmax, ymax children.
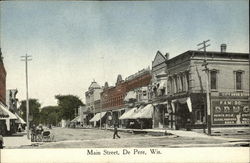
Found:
<box><xmin>100</xmin><ymin>68</ymin><xmax>152</xmax><ymax>127</ymax></box>
<box><xmin>165</xmin><ymin>47</ymin><xmax>249</xmax><ymax>129</ymax></box>
<box><xmin>85</xmin><ymin>81</ymin><xmax>103</xmax><ymax>114</ymax></box>
<box><xmin>150</xmin><ymin>51</ymin><xmax>169</xmax><ymax>129</ymax></box>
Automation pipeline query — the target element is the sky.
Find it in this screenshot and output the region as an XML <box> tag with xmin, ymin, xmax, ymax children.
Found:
<box><xmin>0</xmin><ymin>0</ymin><xmax>249</xmax><ymax>107</ymax></box>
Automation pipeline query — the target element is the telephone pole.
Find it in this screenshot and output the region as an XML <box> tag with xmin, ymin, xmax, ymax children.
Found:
<box><xmin>21</xmin><ymin>54</ymin><xmax>32</xmax><ymax>139</ymax></box>
<box><xmin>197</xmin><ymin>40</ymin><xmax>211</xmax><ymax>135</ymax></box>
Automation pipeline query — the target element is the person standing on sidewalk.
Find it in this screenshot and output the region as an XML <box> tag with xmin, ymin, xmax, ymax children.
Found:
<box><xmin>113</xmin><ymin>123</ymin><xmax>120</xmax><ymax>139</ymax></box>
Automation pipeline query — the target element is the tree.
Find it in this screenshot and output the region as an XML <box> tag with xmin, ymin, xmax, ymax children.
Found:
<box><xmin>39</xmin><ymin>106</ymin><xmax>60</xmax><ymax>126</ymax></box>
<box><xmin>19</xmin><ymin>99</ymin><xmax>41</xmax><ymax>125</ymax></box>
<box><xmin>55</xmin><ymin>95</ymin><xmax>84</xmax><ymax>120</ymax></box>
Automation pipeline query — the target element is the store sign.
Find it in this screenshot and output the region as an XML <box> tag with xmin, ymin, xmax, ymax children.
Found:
<box><xmin>211</xmin><ymin>99</ymin><xmax>250</xmax><ymax>125</ymax></box>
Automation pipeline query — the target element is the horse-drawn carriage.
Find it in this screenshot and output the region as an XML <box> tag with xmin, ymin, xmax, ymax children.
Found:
<box><xmin>31</xmin><ymin>125</ymin><xmax>54</xmax><ymax>142</ymax></box>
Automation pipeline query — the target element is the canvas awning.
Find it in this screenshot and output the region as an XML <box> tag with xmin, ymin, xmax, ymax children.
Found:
<box><xmin>0</xmin><ymin>103</ymin><xmax>17</xmax><ymax>119</ymax></box>
<box><xmin>124</xmin><ymin>91</ymin><xmax>136</xmax><ymax>102</ymax></box>
<box><xmin>119</xmin><ymin>107</ymin><xmax>138</xmax><ymax>120</ymax></box>
<box><xmin>15</xmin><ymin>113</ymin><xmax>26</xmax><ymax>124</ymax></box>
<box><xmin>89</xmin><ymin>112</ymin><xmax>106</xmax><ymax>122</ymax></box>
<box><xmin>0</xmin><ymin>106</ymin><xmax>9</xmax><ymax>118</ymax></box>
<box><xmin>133</xmin><ymin>104</ymin><xmax>154</xmax><ymax>119</ymax></box>
<box><xmin>171</xmin><ymin>97</ymin><xmax>192</xmax><ymax>112</ymax></box>
<box><xmin>71</xmin><ymin>116</ymin><xmax>81</xmax><ymax>122</ymax></box>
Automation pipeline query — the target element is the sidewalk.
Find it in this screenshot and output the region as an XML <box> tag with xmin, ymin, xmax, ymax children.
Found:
<box><xmin>107</xmin><ymin>127</ymin><xmax>210</xmax><ymax>138</ymax></box>
<box><xmin>107</xmin><ymin>127</ymin><xmax>250</xmax><ymax>141</ymax></box>
<box><xmin>3</xmin><ymin>132</ymin><xmax>32</xmax><ymax>148</ymax></box>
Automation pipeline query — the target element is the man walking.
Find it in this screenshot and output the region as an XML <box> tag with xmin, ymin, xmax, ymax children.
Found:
<box><xmin>113</xmin><ymin>123</ymin><xmax>120</xmax><ymax>139</ymax></box>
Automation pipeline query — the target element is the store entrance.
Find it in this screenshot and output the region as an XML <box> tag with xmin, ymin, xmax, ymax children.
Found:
<box><xmin>176</xmin><ymin>103</ymin><xmax>191</xmax><ymax>129</ymax></box>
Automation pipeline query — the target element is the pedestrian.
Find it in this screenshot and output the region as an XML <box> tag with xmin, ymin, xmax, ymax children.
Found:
<box><xmin>113</xmin><ymin>123</ymin><xmax>120</xmax><ymax>139</ymax></box>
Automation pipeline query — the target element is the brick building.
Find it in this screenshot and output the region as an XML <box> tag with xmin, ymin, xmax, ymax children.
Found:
<box><xmin>165</xmin><ymin>45</ymin><xmax>249</xmax><ymax>129</ymax></box>
<box><xmin>0</xmin><ymin>48</ymin><xmax>6</xmax><ymax>105</ymax></box>
<box><xmin>100</xmin><ymin>68</ymin><xmax>152</xmax><ymax>126</ymax></box>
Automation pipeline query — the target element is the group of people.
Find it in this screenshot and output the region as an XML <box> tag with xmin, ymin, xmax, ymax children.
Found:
<box><xmin>31</xmin><ymin>124</ymin><xmax>44</xmax><ymax>142</ymax></box>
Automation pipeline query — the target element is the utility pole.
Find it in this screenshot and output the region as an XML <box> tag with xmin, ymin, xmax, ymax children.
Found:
<box><xmin>21</xmin><ymin>54</ymin><xmax>32</xmax><ymax>139</ymax></box>
<box><xmin>197</xmin><ymin>40</ymin><xmax>211</xmax><ymax>135</ymax></box>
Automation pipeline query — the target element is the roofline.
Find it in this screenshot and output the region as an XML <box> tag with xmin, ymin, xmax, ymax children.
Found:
<box><xmin>166</xmin><ymin>50</ymin><xmax>249</xmax><ymax>63</ymax></box>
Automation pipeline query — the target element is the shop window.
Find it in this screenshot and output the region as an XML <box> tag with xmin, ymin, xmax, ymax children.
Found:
<box><xmin>235</xmin><ymin>71</ymin><xmax>243</xmax><ymax>90</ymax></box>
<box><xmin>210</xmin><ymin>70</ymin><xmax>218</xmax><ymax>90</ymax></box>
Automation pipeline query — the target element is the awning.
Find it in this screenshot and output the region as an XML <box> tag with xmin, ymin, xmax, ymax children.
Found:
<box><xmin>187</xmin><ymin>97</ymin><xmax>192</xmax><ymax>112</ymax></box>
<box><xmin>124</xmin><ymin>91</ymin><xmax>136</xmax><ymax>102</ymax></box>
<box><xmin>71</xmin><ymin>116</ymin><xmax>81</xmax><ymax>122</ymax></box>
<box><xmin>89</xmin><ymin>112</ymin><xmax>106</xmax><ymax>122</ymax></box>
<box><xmin>133</xmin><ymin>104</ymin><xmax>154</xmax><ymax>119</ymax></box>
<box><xmin>119</xmin><ymin>107</ymin><xmax>138</xmax><ymax>120</ymax></box>
<box><xmin>15</xmin><ymin>113</ymin><xmax>26</xmax><ymax>124</ymax></box>
<box><xmin>0</xmin><ymin>103</ymin><xmax>17</xmax><ymax>119</ymax></box>
<box><xmin>171</xmin><ymin>98</ymin><xmax>192</xmax><ymax>112</ymax></box>
<box><xmin>0</xmin><ymin>106</ymin><xmax>9</xmax><ymax>118</ymax></box>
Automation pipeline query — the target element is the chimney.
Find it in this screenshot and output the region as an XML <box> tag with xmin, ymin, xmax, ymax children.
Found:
<box><xmin>165</xmin><ymin>53</ymin><xmax>169</xmax><ymax>60</ymax></box>
<box><xmin>220</xmin><ymin>44</ymin><xmax>227</xmax><ymax>52</ymax></box>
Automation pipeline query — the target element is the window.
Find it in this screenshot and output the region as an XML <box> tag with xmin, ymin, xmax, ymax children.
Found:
<box><xmin>174</xmin><ymin>76</ymin><xmax>178</xmax><ymax>93</ymax></box>
<box><xmin>210</xmin><ymin>70</ymin><xmax>217</xmax><ymax>90</ymax></box>
<box><xmin>236</xmin><ymin>71</ymin><xmax>243</xmax><ymax>90</ymax></box>
<box><xmin>186</xmin><ymin>72</ymin><xmax>190</xmax><ymax>91</ymax></box>
<box><xmin>180</xmin><ymin>75</ymin><xmax>184</xmax><ymax>92</ymax></box>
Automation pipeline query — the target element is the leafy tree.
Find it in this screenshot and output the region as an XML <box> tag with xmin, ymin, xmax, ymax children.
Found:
<box><xmin>39</xmin><ymin>106</ymin><xmax>60</xmax><ymax>126</ymax></box>
<box><xmin>19</xmin><ymin>99</ymin><xmax>41</xmax><ymax>125</ymax></box>
<box><xmin>55</xmin><ymin>95</ymin><xmax>84</xmax><ymax>120</ymax></box>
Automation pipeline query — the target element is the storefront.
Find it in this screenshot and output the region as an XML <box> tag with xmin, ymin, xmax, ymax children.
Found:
<box><xmin>167</xmin><ymin>93</ymin><xmax>206</xmax><ymax>130</ymax></box>
<box><xmin>0</xmin><ymin>103</ymin><xmax>18</xmax><ymax>135</ymax></box>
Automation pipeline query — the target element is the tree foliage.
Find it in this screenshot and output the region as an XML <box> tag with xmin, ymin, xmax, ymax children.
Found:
<box><xmin>55</xmin><ymin>95</ymin><xmax>84</xmax><ymax>120</ymax></box>
<box><xmin>39</xmin><ymin>106</ymin><xmax>60</xmax><ymax>126</ymax></box>
<box><xmin>19</xmin><ymin>99</ymin><xmax>41</xmax><ymax>125</ymax></box>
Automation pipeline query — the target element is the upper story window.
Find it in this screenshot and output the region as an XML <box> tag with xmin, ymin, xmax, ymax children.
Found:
<box><xmin>210</xmin><ymin>70</ymin><xmax>218</xmax><ymax>90</ymax></box>
<box><xmin>185</xmin><ymin>71</ymin><xmax>190</xmax><ymax>91</ymax></box>
<box><xmin>235</xmin><ymin>71</ymin><xmax>243</xmax><ymax>90</ymax></box>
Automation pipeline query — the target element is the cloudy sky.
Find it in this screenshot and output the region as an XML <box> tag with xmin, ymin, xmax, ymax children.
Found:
<box><xmin>0</xmin><ymin>0</ymin><xmax>249</xmax><ymax>107</ymax></box>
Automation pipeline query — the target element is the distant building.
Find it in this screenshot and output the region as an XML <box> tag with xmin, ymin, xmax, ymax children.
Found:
<box><xmin>85</xmin><ymin>81</ymin><xmax>103</xmax><ymax>127</ymax></box>
<box><xmin>85</xmin><ymin>81</ymin><xmax>103</xmax><ymax>114</ymax></box>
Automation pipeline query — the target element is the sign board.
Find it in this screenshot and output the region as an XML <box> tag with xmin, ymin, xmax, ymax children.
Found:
<box><xmin>211</xmin><ymin>99</ymin><xmax>250</xmax><ymax>125</ymax></box>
